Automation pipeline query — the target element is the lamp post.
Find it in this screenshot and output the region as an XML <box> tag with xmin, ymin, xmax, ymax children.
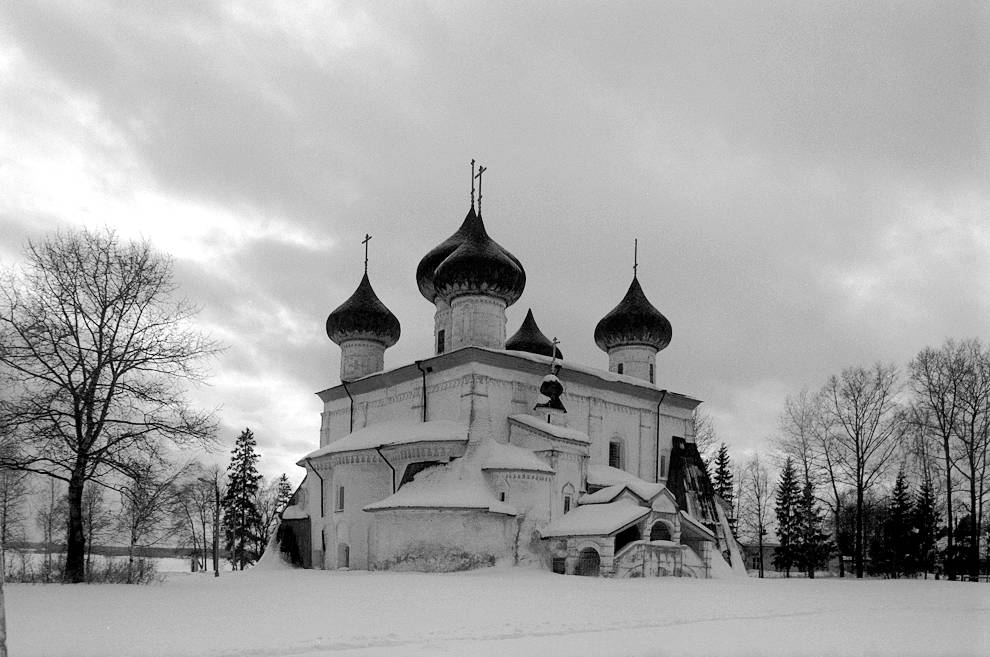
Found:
<box><xmin>198</xmin><ymin>475</ymin><xmax>221</xmax><ymax>578</ymax></box>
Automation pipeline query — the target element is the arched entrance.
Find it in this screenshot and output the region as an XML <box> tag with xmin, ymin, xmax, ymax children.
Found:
<box><xmin>337</xmin><ymin>543</ymin><xmax>350</xmax><ymax>568</ymax></box>
<box><xmin>614</xmin><ymin>524</ymin><xmax>641</xmax><ymax>553</ymax></box>
<box><xmin>576</xmin><ymin>548</ymin><xmax>601</xmax><ymax>577</ymax></box>
<box><xmin>650</xmin><ymin>521</ymin><xmax>672</xmax><ymax>542</ymax></box>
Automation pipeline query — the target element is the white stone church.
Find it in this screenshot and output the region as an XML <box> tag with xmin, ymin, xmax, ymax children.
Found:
<box><xmin>277</xmin><ymin>176</ymin><xmax>742</xmax><ymax>577</ymax></box>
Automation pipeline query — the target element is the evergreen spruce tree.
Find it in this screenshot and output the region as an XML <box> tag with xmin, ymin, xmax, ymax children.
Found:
<box><xmin>222</xmin><ymin>428</ymin><xmax>263</xmax><ymax>570</ymax></box>
<box><xmin>712</xmin><ymin>443</ymin><xmax>736</xmax><ymax>533</ymax></box>
<box><xmin>275</xmin><ymin>474</ymin><xmax>294</xmax><ymax>513</ymax></box>
<box><xmin>773</xmin><ymin>458</ymin><xmax>800</xmax><ymax>576</ymax></box>
<box><xmin>794</xmin><ymin>480</ymin><xmax>832</xmax><ymax>578</ymax></box>
<box><xmin>886</xmin><ymin>469</ymin><xmax>915</xmax><ymax>578</ymax></box>
<box><xmin>913</xmin><ymin>475</ymin><xmax>940</xmax><ymax>578</ymax></box>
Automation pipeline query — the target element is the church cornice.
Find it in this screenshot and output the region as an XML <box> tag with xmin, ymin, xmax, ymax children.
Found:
<box><xmin>316</xmin><ymin>346</ymin><xmax>701</xmax><ymax>409</ymax></box>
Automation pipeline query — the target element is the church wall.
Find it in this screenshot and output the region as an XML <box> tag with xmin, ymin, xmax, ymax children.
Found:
<box><xmin>368</xmin><ymin>509</ymin><xmax>516</xmax><ymax>571</ymax></box>
<box><xmin>485</xmin><ymin>470</ymin><xmax>553</xmax><ymax>565</ymax></box>
<box><xmin>324</xmin><ymin>457</ymin><xmax>392</xmax><ymax>570</ymax></box>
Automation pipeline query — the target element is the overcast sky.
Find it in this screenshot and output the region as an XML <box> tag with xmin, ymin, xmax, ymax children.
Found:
<box><xmin>2</xmin><ymin>2</ymin><xmax>988</xmax><ymax>482</ymax></box>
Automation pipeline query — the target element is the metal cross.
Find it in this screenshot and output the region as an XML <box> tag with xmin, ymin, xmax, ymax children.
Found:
<box><xmin>633</xmin><ymin>238</ymin><xmax>638</xmax><ymax>277</ymax></box>
<box><xmin>362</xmin><ymin>233</ymin><xmax>372</xmax><ymax>274</ymax></box>
<box><xmin>474</xmin><ymin>163</ymin><xmax>487</xmax><ymax>214</ymax></box>
<box><xmin>471</xmin><ymin>159</ymin><xmax>476</xmax><ymax>208</ymax></box>
<box><xmin>550</xmin><ymin>337</ymin><xmax>560</xmax><ymax>372</ymax></box>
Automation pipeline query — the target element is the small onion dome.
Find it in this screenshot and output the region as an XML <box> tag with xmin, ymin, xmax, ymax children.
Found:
<box><xmin>432</xmin><ymin>211</ymin><xmax>526</xmax><ymax>306</ymax></box>
<box><xmin>534</xmin><ymin>374</ymin><xmax>566</xmax><ymax>412</ymax></box>
<box><xmin>326</xmin><ymin>273</ymin><xmax>400</xmax><ymax>347</ymax></box>
<box><xmin>594</xmin><ymin>276</ymin><xmax>672</xmax><ymax>352</ymax></box>
<box><xmin>506</xmin><ymin>309</ymin><xmax>563</xmax><ymax>359</ymax></box>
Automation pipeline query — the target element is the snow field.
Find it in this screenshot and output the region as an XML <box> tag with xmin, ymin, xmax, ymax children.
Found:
<box><xmin>8</xmin><ymin>567</ymin><xmax>989</xmax><ymax>656</ymax></box>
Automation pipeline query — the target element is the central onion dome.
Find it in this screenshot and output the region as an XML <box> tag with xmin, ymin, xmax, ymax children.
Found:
<box><xmin>593</xmin><ymin>276</ymin><xmax>672</xmax><ymax>352</ymax></box>
<box><xmin>416</xmin><ymin>206</ymin><xmax>525</xmax><ymax>306</ymax></box>
<box><xmin>506</xmin><ymin>309</ymin><xmax>563</xmax><ymax>359</ymax></box>
<box><xmin>326</xmin><ymin>273</ymin><xmax>400</xmax><ymax>347</ymax></box>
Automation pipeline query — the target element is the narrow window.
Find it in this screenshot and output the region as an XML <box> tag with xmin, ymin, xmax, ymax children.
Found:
<box><xmin>437</xmin><ymin>329</ymin><xmax>446</xmax><ymax>354</ymax></box>
<box><xmin>617</xmin><ymin>363</ymin><xmax>624</xmax><ymax>375</ymax></box>
<box><xmin>499</xmin><ymin>491</ymin><xmax>506</xmax><ymax>502</ymax></box>
<box><xmin>335</xmin><ymin>485</ymin><xmax>345</xmax><ymax>512</ymax></box>
<box><xmin>563</xmin><ymin>495</ymin><xmax>572</xmax><ymax>513</ymax></box>
<box><xmin>660</xmin><ymin>454</ymin><xmax>667</xmax><ymax>478</ymax></box>
<box><xmin>609</xmin><ymin>441</ymin><xmax>622</xmax><ymax>470</ymax></box>
<box><xmin>649</xmin><ymin>363</ymin><xmax>654</xmax><ymax>383</ymax></box>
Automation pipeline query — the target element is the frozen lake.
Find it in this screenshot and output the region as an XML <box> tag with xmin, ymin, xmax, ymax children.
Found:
<box><xmin>7</xmin><ymin>565</ymin><xmax>989</xmax><ymax>656</ymax></box>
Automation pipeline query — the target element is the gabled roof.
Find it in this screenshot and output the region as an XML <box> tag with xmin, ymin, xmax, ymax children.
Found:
<box><xmin>508</xmin><ymin>414</ymin><xmax>591</xmax><ymax>445</ymax></box>
<box><xmin>298</xmin><ymin>420</ymin><xmax>465</xmax><ymax>463</ymax></box>
<box><xmin>540</xmin><ymin>500</ymin><xmax>650</xmax><ymax>538</ymax></box>
<box><xmin>586</xmin><ymin>464</ymin><xmax>664</xmax><ymax>500</ymax></box>
<box><xmin>579</xmin><ymin>484</ymin><xmax>650</xmax><ymax>506</ymax></box>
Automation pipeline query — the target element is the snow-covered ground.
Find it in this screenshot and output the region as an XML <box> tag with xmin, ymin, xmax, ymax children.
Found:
<box><xmin>8</xmin><ymin>566</ymin><xmax>989</xmax><ymax>656</ymax></box>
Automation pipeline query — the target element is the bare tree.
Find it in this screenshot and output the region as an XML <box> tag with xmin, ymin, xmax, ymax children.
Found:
<box><xmin>822</xmin><ymin>362</ymin><xmax>905</xmax><ymax>578</ymax></box>
<box><xmin>908</xmin><ymin>339</ymin><xmax>967</xmax><ymax>580</ymax></box>
<box><xmin>0</xmin><ymin>229</ymin><xmax>220</xmax><ymax>582</ymax></box>
<box><xmin>35</xmin><ymin>479</ymin><xmax>67</xmax><ymax>581</ymax></box>
<box><xmin>117</xmin><ymin>458</ymin><xmax>188</xmax><ymax>583</ymax></box>
<box><xmin>738</xmin><ymin>453</ymin><xmax>775</xmax><ymax>578</ymax></box>
<box><xmin>254</xmin><ymin>477</ymin><xmax>283</xmax><ymax>558</ymax></box>
<box><xmin>952</xmin><ymin>339</ymin><xmax>990</xmax><ymax>582</ymax></box>
<box><xmin>693</xmin><ymin>406</ymin><xmax>718</xmax><ymax>460</ymax></box>
<box><xmin>777</xmin><ymin>389</ymin><xmax>821</xmax><ymax>489</ymax></box>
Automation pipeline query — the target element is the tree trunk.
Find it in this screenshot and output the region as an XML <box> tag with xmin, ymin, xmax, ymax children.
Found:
<box><xmin>942</xmin><ymin>436</ymin><xmax>955</xmax><ymax>580</ymax></box>
<box><xmin>855</xmin><ymin>484</ymin><xmax>864</xmax><ymax>578</ymax></box>
<box><xmin>64</xmin><ymin>466</ymin><xmax>87</xmax><ymax>583</ymax></box>
<box><xmin>969</xmin><ymin>480</ymin><xmax>979</xmax><ymax>582</ymax></box>
<box><xmin>758</xmin><ymin>530</ymin><xmax>765</xmax><ymax>579</ymax></box>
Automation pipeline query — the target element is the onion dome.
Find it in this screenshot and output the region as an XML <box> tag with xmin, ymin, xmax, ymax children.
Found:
<box><xmin>594</xmin><ymin>276</ymin><xmax>672</xmax><ymax>352</ymax></box>
<box><xmin>535</xmin><ymin>374</ymin><xmax>566</xmax><ymax>412</ymax></box>
<box><xmin>326</xmin><ymin>273</ymin><xmax>400</xmax><ymax>347</ymax></box>
<box><xmin>416</xmin><ymin>206</ymin><xmax>478</xmax><ymax>303</ymax></box>
<box><xmin>431</xmin><ymin>210</ymin><xmax>525</xmax><ymax>306</ymax></box>
<box><xmin>506</xmin><ymin>309</ymin><xmax>563</xmax><ymax>359</ymax></box>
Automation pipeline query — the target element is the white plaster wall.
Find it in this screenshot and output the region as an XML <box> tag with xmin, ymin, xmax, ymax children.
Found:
<box><xmin>326</xmin><ymin>458</ymin><xmax>392</xmax><ymax>570</ymax></box>
<box><xmin>339</xmin><ymin>339</ymin><xmax>386</xmax><ymax>382</ymax></box>
<box><xmin>369</xmin><ymin>509</ymin><xmax>516</xmax><ymax>571</ymax></box>
<box><xmin>450</xmin><ymin>295</ymin><xmax>507</xmax><ymax>349</ymax></box>
<box><xmin>433</xmin><ymin>299</ymin><xmax>452</xmax><ymax>354</ymax></box>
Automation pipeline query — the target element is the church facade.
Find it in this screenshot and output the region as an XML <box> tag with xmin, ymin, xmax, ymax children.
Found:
<box><xmin>278</xmin><ymin>175</ymin><xmax>738</xmax><ymax>577</ymax></box>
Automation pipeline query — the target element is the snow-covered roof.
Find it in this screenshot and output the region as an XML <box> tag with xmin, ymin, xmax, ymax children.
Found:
<box><xmin>578</xmin><ymin>483</ymin><xmax>652</xmax><ymax>506</ymax></box>
<box><xmin>508</xmin><ymin>414</ymin><xmax>591</xmax><ymax>444</ymax></box>
<box><xmin>678</xmin><ymin>510</ymin><xmax>716</xmax><ymax>540</ymax></box>
<box><xmin>586</xmin><ymin>464</ymin><xmax>664</xmax><ymax>500</ymax></box>
<box><xmin>364</xmin><ymin>440</ymin><xmax>516</xmax><ymax>515</ymax></box>
<box><xmin>478</xmin><ymin>440</ymin><xmax>554</xmax><ymax>473</ymax></box>
<box><xmin>540</xmin><ymin>500</ymin><xmax>650</xmax><ymax>538</ymax></box>
<box><xmin>299</xmin><ymin>420</ymin><xmax>466</xmax><ymax>462</ymax></box>
<box><xmin>280</xmin><ymin>505</ymin><xmax>308</xmax><ymax>520</ymax></box>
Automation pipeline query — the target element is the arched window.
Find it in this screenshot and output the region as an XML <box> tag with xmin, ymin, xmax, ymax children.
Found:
<box><xmin>337</xmin><ymin>543</ymin><xmax>350</xmax><ymax>568</ymax></box>
<box><xmin>649</xmin><ymin>363</ymin><xmax>654</xmax><ymax>383</ymax></box>
<box><xmin>562</xmin><ymin>483</ymin><xmax>575</xmax><ymax>514</ymax></box>
<box><xmin>617</xmin><ymin>363</ymin><xmax>624</xmax><ymax>375</ymax></box>
<box><xmin>608</xmin><ymin>441</ymin><xmax>623</xmax><ymax>470</ymax></box>
<box><xmin>650</xmin><ymin>522</ymin><xmax>671</xmax><ymax>542</ymax></box>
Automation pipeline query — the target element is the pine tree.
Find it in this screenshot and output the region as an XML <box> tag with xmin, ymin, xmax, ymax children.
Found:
<box><xmin>275</xmin><ymin>474</ymin><xmax>294</xmax><ymax>514</ymax></box>
<box><xmin>794</xmin><ymin>480</ymin><xmax>832</xmax><ymax>578</ymax></box>
<box><xmin>712</xmin><ymin>443</ymin><xmax>736</xmax><ymax>534</ymax></box>
<box><xmin>773</xmin><ymin>458</ymin><xmax>800</xmax><ymax>576</ymax></box>
<box><xmin>913</xmin><ymin>475</ymin><xmax>940</xmax><ymax>578</ymax></box>
<box><xmin>886</xmin><ymin>469</ymin><xmax>914</xmax><ymax>578</ymax></box>
<box><xmin>222</xmin><ymin>428</ymin><xmax>263</xmax><ymax>570</ymax></box>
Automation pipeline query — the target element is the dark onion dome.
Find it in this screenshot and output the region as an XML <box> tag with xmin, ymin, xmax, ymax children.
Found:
<box><xmin>326</xmin><ymin>273</ymin><xmax>400</xmax><ymax>347</ymax></box>
<box><xmin>416</xmin><ymin>206</ymin><xmax>525</xmax><ymax>304</ymax></box>
<box><xmin>431</xmin><ymin>211</ymin><xmax>526</xmax><ymax>306</ymax></box>
<box><xmin>506</xmin><ymin>309</ymin><xmax>563</xmax><ymax>359</ymax></box>
<box><xmin>593</xmin><ymin>276</ymin><xmax>672</xmax><ymax>352</ymax></box>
